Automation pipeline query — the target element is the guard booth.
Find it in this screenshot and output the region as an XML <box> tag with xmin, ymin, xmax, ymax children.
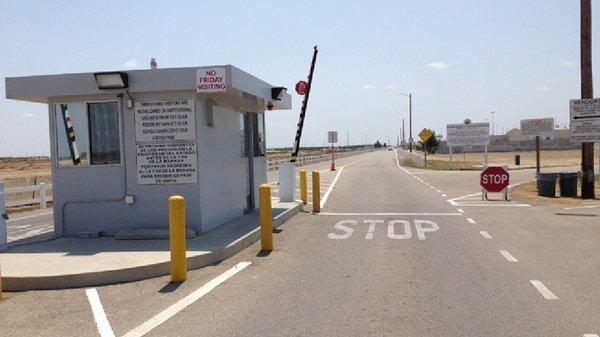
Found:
<box><xmin>5</xmin><ymin>64</ymin><xmax>291</xmax><ymax>236</ymax></box>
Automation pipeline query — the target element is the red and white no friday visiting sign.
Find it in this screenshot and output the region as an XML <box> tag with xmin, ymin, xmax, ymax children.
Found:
<box><xmin>196</xmin><ymin>67</ymin><xmax>227</xmax><ymax>93</ymax></box>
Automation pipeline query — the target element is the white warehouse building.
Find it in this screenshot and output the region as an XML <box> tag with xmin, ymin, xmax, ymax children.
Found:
<box><xmin>5</xmin><ymin>64</ymin><xmax>291</xmax><ymax>236</ymax></box>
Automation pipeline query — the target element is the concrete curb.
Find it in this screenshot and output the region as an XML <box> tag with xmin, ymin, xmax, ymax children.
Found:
<box><xmin>3</xmin><ymin>203</ymin><xmax>302</xmax><ymax>291</ymax></box>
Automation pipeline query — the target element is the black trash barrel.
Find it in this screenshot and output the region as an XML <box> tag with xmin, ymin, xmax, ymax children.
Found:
<box><xmin>536</xmin><ymin>173</ymin><xmax>558</xmax><ymax>197</ymax></box>
<box><xmin>558</xmin><ymin>172</ymin><xmax>579</xmax><ymax>197</ymax></box>
<box><xmin>514</xmin><ymin>154</ymin><xmax>521</xmax><ymax>166</ymax></box>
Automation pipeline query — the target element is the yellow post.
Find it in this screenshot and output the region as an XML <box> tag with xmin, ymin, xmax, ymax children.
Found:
<box><xmin>299</xmin><ymin>170</ymin><xmax>308</xmax><ymax>204</ymax></box>
<box><xmin>259</xmin><ymin>184</ymin><xmax>273</xmax><ymax>251</ymax></box>
<box><xmin>169</xmin><ymin>195</ymin><xmax>187</xmax><ymax>282</ymax></box>
<box><xmin>312</xmin><ymin>171</ymin><xmax>320</xmax><ymax>213</ymax></box>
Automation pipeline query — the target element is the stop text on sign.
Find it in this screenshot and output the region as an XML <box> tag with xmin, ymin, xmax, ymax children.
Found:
<box><xmin>480</xmin><ymin>166</ymin><xmax>509</xmax><ymax>192</ymax></box>
<box><xmin>196</xmin><ymin>67</ymin><xmax>226</xmax><ymax>93</ymax></box>
<box><xmin>328</xmin><ymin>219</ymin><xmax>439</xmax><ymax>240</ymax></box>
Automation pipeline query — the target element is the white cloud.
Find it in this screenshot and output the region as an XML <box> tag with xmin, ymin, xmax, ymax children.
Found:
<box><xmin>361</xmin><ymin>84</ymin><xmax>377</xmax><ymax>90</ymax></box>
<box><xmin>124</xmin><ymin>58</ymin><xmax>138</xmax><ymax>68</ymax></box>
<box><xmin>427</xmin><ymin>62</ymin><xmax>450</xmax><ymax>70</ymax></box>
<box><xmin>384</xmin><ymin>84</ymin><xmax>397</xmax><ymax>90</ymax></box>
<box><xmin>560</xmin><ymin>60</ymin><xmax>576</xmax><ymax>67</ymax></box>
<box><xmin>538</xmin><ymin>86</ymin><xmax>551</xmax><ymax>91</ymax></box>
<box><xmin>21</xmin><ymin>112</ymin><xmax>35</xmax><ymax>118</ymax></box>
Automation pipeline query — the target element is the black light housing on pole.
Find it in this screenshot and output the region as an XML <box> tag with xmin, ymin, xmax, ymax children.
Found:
<box><xmin>93</xmin><ymin>72</ymin><xmax>129</xmax><ymax>90</ymax></box>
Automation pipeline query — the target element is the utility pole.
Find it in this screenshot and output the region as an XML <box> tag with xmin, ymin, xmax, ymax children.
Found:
<box><xmin>491</xmin><ymin>111</ymin><xmax>495</xmax><ymax>135</ymax></box>
<box><xmin>400</xmin><ymin>93</ymin><xmax>413</xmax><ymax>152</ymax></box>
<box><xmin>346</xmin><ymin>129</ymin><xmax>349</xmax><ymax>147</ymax></box>
<box><xmin>581</xmin><ymin>0</ymin><xmax>596</xmax><ymax>198</ymax></box>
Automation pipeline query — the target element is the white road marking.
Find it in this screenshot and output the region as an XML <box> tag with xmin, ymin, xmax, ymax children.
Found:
<box><xmin>364</xmin><ymin>219</ymin><xmax>382</xmax><ymax>239</ymax></box>
<box><xmin>85</xmin><ymin>288</ymin><xmax>115</xmax><ymax>337</ymax></box>
<box><xmin>441</xmin><ymin>194</ymin><xmax>447</xmax><ymax>197</ymax></box>
<box><xmin>466</xmin><ymin>218</ymin><xmax>476</xmax><ymax>224</ymax></box>
<box><xmin>123</xmin><ymin>262</ymin><xmax>252</xmax><ymax>337</ymax></box>
<box><xmin>388</xmin><ymin>220</ymin><xmax>412</xmax><ymax>239</ymax></box>
<box><xmin>583</xmin><ymin>334</ymin><xmax>599</xmax><ymax>337</ymax></box>
<box><xmin>479</xmin><ymin>231</ymin><xmax>492</xmax><ymax>239</ymax></box>
<box><xmin>328</xmin><ymin>220</ymin><xmax>356</xmax><ymax>239</ymax></box>
<box><xmin>320</xmin><ymin>167</ymin><xmax>344</xmax><ymax>209</ymax></box>
<box><xmin>457</xmin><ymin>209</ymin><xmax>464</xmax><ymax>213</ymax></box>
<box><xmin>436</xmin><ymin>189</ymin><xmax>442</xmax><ymax>193</ymax></box>
<box><xmin>457</xmin><ymin>203</ymin><xmax>531</xmax><ymax>207</ymax></box>
<box><xmin>319</xmin><ymin>212</ymin><xmax>463</xmax><ymax>216</ymax></box>
<box><xmin>530</xmin><ymin>280</ymin><xmax>558</xmax><ymax>300</ymax></box>
<box><xmin>564</xmin><ymin>204</ymin><xmax>600</xmax><ymax>210</ymax></box>
<box><xmin>415</xmin><ymin>220</ymin><xmax>439</xmax><ymax>240</ymax></box>
<box><xmin>499</xmin><ymin>250</ymin><xmax>518</xmax><ymax>262</ymax></box>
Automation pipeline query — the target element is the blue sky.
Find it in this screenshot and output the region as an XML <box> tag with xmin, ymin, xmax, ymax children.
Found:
<box><xmin>1</xmin><ymin>0</ymin><xmax>599</xmax><ymax>156</ymax></box>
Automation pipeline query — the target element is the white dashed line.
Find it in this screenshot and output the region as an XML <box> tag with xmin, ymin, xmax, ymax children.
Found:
<box><xmin>499</xmin><ymin>250</ymin><xmax>518</xmax><ymax>262</ymax></box>
<box><xmin>479</xmin><ymin>231</ymin><xmax>492</xmax><ymax>239</ymax></box>
<box><xmin>441</xmin><ymin>194</ymin><xmax>447</xmax><ymax>197</ymax></box>
<box><xmin>583</xmin><ymin>334</ymin><xmax>599</xmax><ymax>337</ymax></box>
<box><xmin>530</xmin><ymin>280</ymin><xmax>559</xmax><ymax>300</ymax></box>
<box><xmin>457</xmin><ymin>208</ymin><xmax>464</xmax><ymax>213</ymax></box>
<box><xmin>466</xmin><ymin>218</ymin><xmax>476</xmax><ymax>224</ymax></box>
<box><xmin>436</xmin><ymin>189</ymin><xmax>442</xmax><ymax>193</ymax></box>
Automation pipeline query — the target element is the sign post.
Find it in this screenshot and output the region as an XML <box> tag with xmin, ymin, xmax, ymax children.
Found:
<box><xmin>570</xmin><ymin>98</ymin><xmax>600</xmax><ymax>198</ymax></box>
<box><xmin>328</xmin><ymin>131</ymin><xmax>338</xmax><ymax>171</ymax></box>
<box><xmin>419</xmin><ymin>128</ymin><xmax>433</xmax><ymax>167</ymax></box>
<box><xmin>520</xmin><ymin>118</ymin><xmax>554</xmax><ymax>173</ymax></box>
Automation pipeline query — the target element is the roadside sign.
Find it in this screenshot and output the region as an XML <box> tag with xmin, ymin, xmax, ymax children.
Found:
<box><xmin>196</xmin><ymin>67</ymin><xmax>227</xmax><ymax>93</ymax></box>
<box><xmin>570</xmin><ymin>98</ymin><xmax>600</xmax><ymax>142</ymax></box>
<box><xmin>327</xmin><ymin>131</ymin><xmax>338</xmax><ymax>144</ymax></box>
<box><xmin>295</xmin><ymin>81</ymin><xmax>308</xmax><ymax>95</ymax></box>
<box><xmin>446</xmin><ymin>123</ymin><xmax>490</xmax><ymax>147</ymax></box>
<box><xmin>419</xmin><ymin>129</ymin><xmax>432</xmax><ymax>142</ymax></box>
<box><xmin>480</xmin><ymin>166</ymin><xmax>509</xmax><ymax>193</ymax></box>
<box><xmin>521</xmin><ymin>118</ymin><xmax>554</xmax><ymax>136</ymax></box>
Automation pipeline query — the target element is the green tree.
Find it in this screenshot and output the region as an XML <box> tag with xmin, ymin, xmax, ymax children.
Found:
<box><xmin>374</xmin><ymin>140</ymin><xmax>382</xmax><ymax>148</ymax></box>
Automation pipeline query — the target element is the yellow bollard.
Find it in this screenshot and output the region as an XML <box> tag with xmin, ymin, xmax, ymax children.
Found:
<box><xmin>259</xmin><ymin>184</ymin><xmax>274</xmax><ymax>251</ymax></box>
<box><xmin>312</xmin><ymin>171</ymin><xmax>320</xmax><ymax>213</ymax></box>
<box><xmin>169</xmin><ymin>195</ymin><xmax>187</xmax><ymax>282</ymax></box>
<box><xmin>299</xmin><ymin>170</ymin><xmax>308</xmax><ymax>205</ymax></box>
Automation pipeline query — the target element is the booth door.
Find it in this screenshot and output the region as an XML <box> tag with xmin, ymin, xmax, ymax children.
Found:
<box><xmin>240</xmin><ymin>112</ymin><xmax>254</xmax><ymax>213</ymax></box>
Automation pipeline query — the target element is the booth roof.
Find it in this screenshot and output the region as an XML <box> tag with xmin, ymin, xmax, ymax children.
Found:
<box><xmin>4</xmin><ymin>64</ymin><xmax>291</xmax><ymax>110</ymax></box>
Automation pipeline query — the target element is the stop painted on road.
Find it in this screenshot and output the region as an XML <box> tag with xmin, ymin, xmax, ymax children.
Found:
<box><xmin>328</xmin><ymin>219</ymin><xmax>439</xmax><ymax>240</ymax></box>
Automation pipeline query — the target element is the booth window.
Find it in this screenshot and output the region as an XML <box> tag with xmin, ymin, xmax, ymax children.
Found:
<box><xmin>252</xmin><ymin>113</ymin><xmax>265</xmax><ymax>157</ymax></box>
<box><xmin>55</xmin><ymin>102</ymin><xmax>121</xmax><ymax>167</ymax></box>
<box><xmin>240</xmin><ymin>112</ymin><xmax>250</xmax><ymax>157</ymax></box>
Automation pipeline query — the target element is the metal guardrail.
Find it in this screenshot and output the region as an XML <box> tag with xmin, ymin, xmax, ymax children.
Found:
<box><xmin>3</xmin><ymin>183</ymin><xmax>53</xmax><ymax>209</ymax></box>
<box><xmin>266</xmin><ymin>149</ymin><xmax>372</xmax><ymax>171</ymax></box>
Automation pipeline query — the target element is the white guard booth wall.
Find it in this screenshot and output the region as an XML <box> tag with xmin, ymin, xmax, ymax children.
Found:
<box><xmin>5</xmin><ymin>65</ymin><xmax>292</xmax><ymax>236</ymax></box>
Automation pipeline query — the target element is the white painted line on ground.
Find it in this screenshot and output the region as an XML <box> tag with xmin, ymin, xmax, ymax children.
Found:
<box><xmin>457</xmin><ymin>208</ymin><xmax>464</xmax><ymax>213</ymax></box>
<box><xmin>499</xmin><ymin>250</ymin><xmax>518</xmax><ymax>262</ymax></box>
<box><xmin>320</xmin><ymin>167</ymin><xmax>344</xmax><ymax>209</ymax></box>
<box><xmin>319</xmin><ymin>212</ymin><xmax>463</xmax><ymax>216</ymax></box>
<box><xmin>564</xmin><ymin>204</ymin><xmax>600</xmax><ymax>210</ymax></box>
<box><xmin>583</xmin><ymin>334</ymin><xmax>599</xmax><ymax>337</ymax></box>
<box><xmin>530</xmin><ymin>280</ymin><xmax>559</xmax><ymax>300</ymax></box>
<box><xmin>442</xmin><ymin>194</ymin><xmax>447</xmax><ymax>197</ymax></box>
<box><xmin>457</xmin><ymin>203</ymin><xmax>531</xmax><ymax>207</ymax></box>
<box><xmin>6</xmin><ymin>211</ymin><xmax>53</xmax><ymax>223</ymax></box>
<box><xmin>436</xmin><ymin>189</ymin><xmax>442</xmax><ymax>193</ymax></box>
<box><xmin>479</xmin><ymin>231</ymin><xmax>492</xmax><ymax>239</ymax></box>
<box><xmin>85</xmin><ymin>288</ymin><xmax>115</xmax><ymax>337</ymax></box>
<box><xmin>123</xmin><ymin>262</ymin><xmax>252</xmax><ymax>337</ymax></box>
<box><xmin>466</xmin><ymin>218</ymin><xmax>476</xmax><ymax>224</ymax></box>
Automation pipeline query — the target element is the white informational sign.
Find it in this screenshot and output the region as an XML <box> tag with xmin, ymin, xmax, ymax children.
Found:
<box><xmin>446</xmin><ymin>123</ymin><xmax>490</xmax><ymax>147</ymax></box>
<box><xmin>196</xmin><ymin>67</ymin><xmax>227</xmax><ymax>93</ymax></box>
<box><xmin>328</xmin><ymin>131</ymin><xmax>338</xmax><ymax>144</ymax></box>
<box><xmin>135</xmin><ymin>99</ymin><xmax>196</xmax><ymax>142</ymax></box>
<box><xmin>137</xmin><ymin>142</ymin><xmax>198</xmax><ymax>185</ymax></box>
<box><xmin>520</xmin><ymin>118</ymin><xmax>554</xmax><ymax>136</ymax></box>
<box><xmin>570</xmin><ymin>98</ymin><xmax>600</xmax><ymax>142</ymax></box>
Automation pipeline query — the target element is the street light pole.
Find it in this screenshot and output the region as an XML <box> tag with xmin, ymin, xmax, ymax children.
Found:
<box><xmin>491</xmin><ymin>111</ymin><xmax>495</xmax><ymax>135</ymax></box>
<box><xmin>400</xmin><ymin>92</ymin><xmax>413</xmax><ymax>152</ymax></box>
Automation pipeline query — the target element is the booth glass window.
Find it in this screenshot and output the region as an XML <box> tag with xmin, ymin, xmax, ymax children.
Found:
<box><xmin>88</xmin><ymin>102</ymin><xmax>121</xmax><ymax>165</ymax></box>
<box><xmin>253</xmin><ymin>113</ymin><xmax>265</xmax><ymax>157</ymax></box>
<box><xmin>240</xmin><ymin>112</ymin><xmax>249</xmax><ymax>157</ymax></box>
<box><xmin>55</xmin><ymin>103</ymin><xmax>89</xmax><ymax>166</ymax></box>
<box><xmin>55</xmin><ymin>101</ymin><xmax>121</xmax><ymax>167</ymax></box>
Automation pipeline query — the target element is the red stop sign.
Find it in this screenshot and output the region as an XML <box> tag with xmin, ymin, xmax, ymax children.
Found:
<box><xmin>295</xmin><ymin>81</ymin><xmax>308</xmax><ymax>95</ymax></box>
<box><xmin>480</xmin><ymin>166</ymin><xmax>509</xmax><ymax>192</ymax></box>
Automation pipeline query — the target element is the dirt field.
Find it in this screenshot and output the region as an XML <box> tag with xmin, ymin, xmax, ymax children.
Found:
<box><xmin>512</xmin><ymin>175</ymin><xmax>600</xmax><ymax>206</ymax></box>
<box><xmin>427</xmin><ymin>148</ymin><xmax>600</xmax><ymax>169</ymax></box>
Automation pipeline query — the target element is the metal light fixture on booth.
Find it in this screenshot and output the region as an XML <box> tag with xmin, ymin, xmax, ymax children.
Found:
<box><xmin>93</xmin><ymin>72</ymin><xmax>129</xmax><ymax>89</ymax></box>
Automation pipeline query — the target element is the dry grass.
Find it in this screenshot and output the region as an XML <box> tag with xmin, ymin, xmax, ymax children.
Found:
<box><xmin>0</xmin><ymin>157</ymin><xmax>52</xmax><ymax>202</ymax></box>
<box><xmin>426</xmin><ymin>149</ymin><xmax>595</xmax><ymax>169</ymax></box>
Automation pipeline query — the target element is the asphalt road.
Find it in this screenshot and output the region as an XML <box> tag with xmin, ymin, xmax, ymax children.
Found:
<box><xmin>1</xmin><ymin>149</ymin><xmax>599</xmax><ymax>336</ymax></box>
